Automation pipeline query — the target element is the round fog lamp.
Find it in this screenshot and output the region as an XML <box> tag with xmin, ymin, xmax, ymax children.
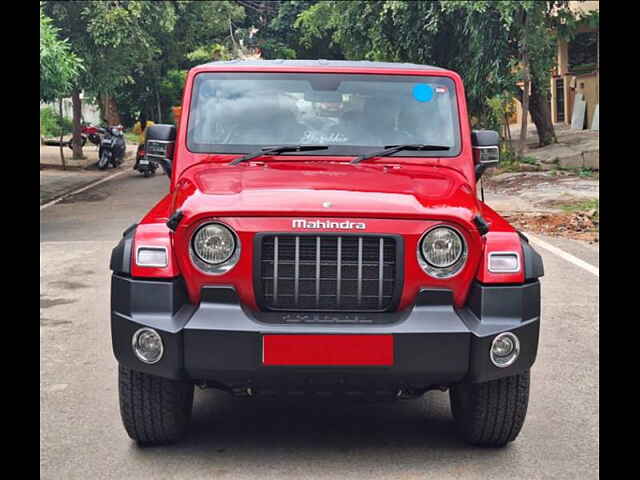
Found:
<box><xmin>490</xmin><ymin>332</ymin><xmax>520</xmax><ymax>368</ymax></box>
<box><xmin>132</xmin><ymin>328</ymin><xmax>164</xmax><ymax>364</ymax></box>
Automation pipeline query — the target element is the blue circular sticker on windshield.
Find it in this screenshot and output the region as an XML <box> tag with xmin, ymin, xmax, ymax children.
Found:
<box><xmin>413</xmin><ymin>84</ymin><xmax>434</xmax><ymax>102</ymax></box>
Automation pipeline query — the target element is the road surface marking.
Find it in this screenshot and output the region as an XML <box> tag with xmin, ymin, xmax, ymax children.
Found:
<box><xmin>40</xmin><ymin>170</ymin><xmax>128</xmax><ymax>211</ymax></box>
<box><xmin>40</xmin><ymin>240</ymin><xmax>119</xmax><ymax>245</ymax></box>
<box><xmin>525</xmin><ymin>232</ymin><xmax>599</xmax><ymax>277</ymax></box>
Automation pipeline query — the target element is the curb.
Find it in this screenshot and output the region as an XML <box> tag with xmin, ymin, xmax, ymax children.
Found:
<box><xmin>39</xmin><ymin>145</ymin><xmax>136</xmax><ymax>171</ymax></box>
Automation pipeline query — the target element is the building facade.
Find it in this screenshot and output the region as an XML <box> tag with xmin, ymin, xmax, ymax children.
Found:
<box><xmin>512</xmin><ymin>1</ymin><xmax>599</xmax><ymax>129</ymax></box>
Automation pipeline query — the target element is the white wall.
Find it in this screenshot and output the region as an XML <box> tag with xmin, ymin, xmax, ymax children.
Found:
<box><xmin>40</xmin><ymin>92</ymin><xmax>101</xmax><ymax>125</ymax></box>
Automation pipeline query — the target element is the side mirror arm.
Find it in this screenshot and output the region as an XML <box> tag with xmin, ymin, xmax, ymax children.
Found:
<box><xmin>144</xmin><ymin>124</ymin><xmax>176</xmax><ymax>182</ymax></box>
<box><xmin>475</xmin><ymin>162</ymin><xmax>489</xmax><ymax>180</ymax></box>
<box><xmin>158</xmin><ymin>158</ymin><xmax>172</xmax><ymax>178</ymax></box>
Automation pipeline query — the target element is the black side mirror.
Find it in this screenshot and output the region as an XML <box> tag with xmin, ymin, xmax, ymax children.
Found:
<box><xmin>472</xmin><ymin>130</ymin><xmax>500</xmax><ymax>179</ymax></box>
<box><xmin>145</xmin><ymin>124</ymin><xmax>176</xmax><ymax>178</ymax></box>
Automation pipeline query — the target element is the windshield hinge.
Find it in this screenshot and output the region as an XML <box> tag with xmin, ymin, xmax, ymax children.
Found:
<box><xmin>473</xmin><ymin>214</ymin><xmax>490</xmax><ymax>236</ymax></box>
<box><xmin>166</xmin><ymin>210</ymin><xmax>184</xmax><ymax>232</ymax></box>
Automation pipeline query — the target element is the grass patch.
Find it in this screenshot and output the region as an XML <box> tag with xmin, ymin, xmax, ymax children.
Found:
<box><xmin>124</xmin><ymin>131</ymin><xmax>140</xmax><ymax>144</ymax></box>
<box><xmin>494</xmin><ymin>158</ymin><xmax>540</xmax><ymax>173</ymax></box>
<box><xmin>549</xmin><ymin>166</ymin><xmax>599</xmax><ymax>180</ymax></box>
<box><xmin>559</xmin><ymin>198</ymin><xmax>599</xmax><ymax>213</ymax></box>
<box><xmin>578</xmin><ymin>167</ymin><xmax>598</xmax><ymax>179</ymax></box>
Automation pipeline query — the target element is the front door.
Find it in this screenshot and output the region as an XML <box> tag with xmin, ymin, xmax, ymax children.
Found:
<box><xmin>555</xmin><ymin>78</ymin><xmax>565</xmax><ymax>123</ymax></box>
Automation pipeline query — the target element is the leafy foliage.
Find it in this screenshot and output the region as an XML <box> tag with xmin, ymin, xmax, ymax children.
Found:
<box><xmin>43</xmin><ymin>1</ymin><xmax>245</xmax><ymax>126</ymax></box>
<box><xmin>40</xmin><ymin>106</ymin><xmax>73</xmax><ymax>137</ymax></box>
<box><xmin>294</xmin><ymin>1</ymin><xmax>588</xmax><ymax>148</ymax></box>
<box><xmin>40</xmin><ymin>8</ymin><xmax>83</xmax><ymax>102</ymax></box>
<box><xmin>294</xmin><ymin>1</ymin><xmax>515</xmax><ymax>124</ymax></box>
<box><xmin>42</xmin><ymin>0</ymin><xmax>594</xmax><ymax>144</ymax></box>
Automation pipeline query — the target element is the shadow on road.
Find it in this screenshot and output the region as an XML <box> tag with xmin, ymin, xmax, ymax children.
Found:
<box><xmin>128</xmin><ymin>389</ymin><xmax>507</xmax><ymax>464</ymax></box>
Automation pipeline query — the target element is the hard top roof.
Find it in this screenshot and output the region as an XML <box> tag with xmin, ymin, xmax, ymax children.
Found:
<box><xmin>198</xmin><ymin>59</ymin><xmax>449</xmax><ymax>72</ymax></box>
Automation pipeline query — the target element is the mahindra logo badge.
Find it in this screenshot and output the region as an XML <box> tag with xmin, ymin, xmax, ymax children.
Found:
<box><xmin>292</xmin><ymin>219</ymin><xmax>366</xmax><ymax>230</ymax></box>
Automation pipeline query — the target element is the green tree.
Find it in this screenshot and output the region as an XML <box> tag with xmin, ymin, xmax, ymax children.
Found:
<box><xmin>242</xmin><ymin>1</ymin><xmax>343</xmax><ymax>60</ymax></box>
<box><xmin>40</xmin><ymin>8</ymin><xmax>82</xmax><ymax>103</ymax></box>
<box><xmin>43</xmin><ymin>1</ymin><xmax>177</xmax><ymax>157</ymax></box>
<box><xmin>295</xmin><ymin>1</ymin><xmax>588</xmax><ymax>151</ymax></box>
<box><xmin>440</xmin><ymin>1</ymin><xmax>588</xmax><ymax>148</ymax></box>
<box><xmin>40</xmin><ymin>7</ymin><xmax>83</xmax><ymax>168</ymax></box>
<box><xmin>113</xmin><ymin>1</ymin><xmax>245</xmax><ymax>127</ymax></box>
<box><xmin>294</xmin><ymin>1</ymin><xmax>513</xmax><ymax>123</ymax></box>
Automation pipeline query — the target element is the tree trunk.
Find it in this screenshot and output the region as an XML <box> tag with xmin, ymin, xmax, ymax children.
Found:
<box><xmin>100</xmin><ymin>94</ymin><xmax>121</xmax><ymax>126</ymax></box>
<box><xmin>138</xmin><ymin>110</ymin><xmax>147</xmax><ymax>131</ymax></box>
<box><xmin>517</xmin><ymin>12</ymin><xmax>530</xmax><ymax>158</ymax></box>
<box><xmin>58</xmin><ymin>98</ymin><xmax>66</xmax><ymax>170</ymax></box>
<box><xmin>71</xmin><ymin>88</ymin><xmax>84</xmax><ymax>159</ymax></box>
<box><xmin>155</xmin><ymin>88</ymin><xmax>162</xmax><ymax>123</ymax></box>
<box><xmin>529</xmin><ymin>81</ymin><xmax>557</xmax><ymax>147</ymax></box>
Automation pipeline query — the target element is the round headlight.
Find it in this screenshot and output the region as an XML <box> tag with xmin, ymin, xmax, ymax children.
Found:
<box><xmin>421</xmin><ymin>227</ymin><xmax>464</xmax><ymax>268</ymax></box>
<box><xmin>192</xmin><ymin>223</ymin><xmax>236</xmax><ymax>265</ymax></box>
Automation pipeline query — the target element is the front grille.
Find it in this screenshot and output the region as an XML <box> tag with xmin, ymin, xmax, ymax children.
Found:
<box><xmin>256</xmin><ymin>234</ymin><xmax>400</xmax><ymax>312</ymax></box>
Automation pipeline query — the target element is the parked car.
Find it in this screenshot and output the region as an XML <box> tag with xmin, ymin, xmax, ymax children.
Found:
<box><xmin>110</xmin><ymin>60</ymin><xmax>544</xmax><ymax>447</ymax></box>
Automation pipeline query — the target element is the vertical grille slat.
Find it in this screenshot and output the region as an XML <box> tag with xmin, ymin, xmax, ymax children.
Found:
<box><xmin>357</xmin><ymin>237</ymin><xmax>363</xmax><ymax>305</ymax></box>
<box><xmin>259</xmin><ymin>234</ymin><xmax>398</xmax><ymax>312</ymax></box>
<box><xmin>378</xmin><ymin>238</ymin><xmax>384</xmax><ymax>309</ymax></box>
<box><xmin>294</xmin><ymin>236</ymin><xmax>300</xmax><ymax>304</ymax></box>
<box><xmin>273</xmin><ymin>236</ymin><xmax>279</xmax><ymax>302</ymax></box>
<box><xmin>315</xmin><ymin>236</ymin><xmax>321</xmax><ymax>307</ymax></box>
<box><xmin>336</xmin><ymin>237</ymin><xmax>342</xmax><ymax>307</ymax></box>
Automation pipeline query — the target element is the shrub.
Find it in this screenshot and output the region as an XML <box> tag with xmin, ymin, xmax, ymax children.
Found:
<box><xmin>40</xmin><ymin>106</ymin><xmax>73</xmax><ymax>137</ymax></box>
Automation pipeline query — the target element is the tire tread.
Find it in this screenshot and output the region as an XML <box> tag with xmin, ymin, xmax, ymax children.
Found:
<box><xmin>118</xmin><ymin>365</ymin><xmax>193</xmax><ymax>445</ymax></box>
<box><xmin>450</xmin><ymin>370</ymin><xmax>530</xmax><ymax>447</ymax></box>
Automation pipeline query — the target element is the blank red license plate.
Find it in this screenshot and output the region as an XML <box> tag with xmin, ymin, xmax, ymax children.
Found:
<box><xmin>262</xmin><ymin>334</ymin><xmax>394</xmax><ymax>366</ymax></box>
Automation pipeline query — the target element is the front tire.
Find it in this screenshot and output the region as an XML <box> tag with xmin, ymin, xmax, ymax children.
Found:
<box><xmin>450</xmin><ymin>370</ymin><xmax>530</xmax><ymax>447</ymax></box>
<box><xmin>118</xmin><ymin>365</ymin><xmax>194</xmax><ymax>445</ymax></box>
<box><xmin>97</xmin><ymin>152</ymin><xmax>109</xmax><ymax>170</ymax></box>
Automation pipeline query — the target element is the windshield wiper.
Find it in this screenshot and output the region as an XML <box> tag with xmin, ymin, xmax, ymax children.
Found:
<box><xmin>350</xmin><ymin>144</ymin><xmax>450</xmax><ymax>164</ymax></box>
<box><xmin>229</xmin><ymin>145</ymin><xmax>329</xmax><ymax>166</ymax></box>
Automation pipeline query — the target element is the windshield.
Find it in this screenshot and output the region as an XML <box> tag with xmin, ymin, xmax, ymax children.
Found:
<box><xmin>187</xmin><ymin>72</ymin><xmax>461</xmax><ymax>157</ymax></box>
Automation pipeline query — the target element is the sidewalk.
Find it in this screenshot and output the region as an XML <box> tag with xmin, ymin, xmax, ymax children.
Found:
<box><xmin>508</xmin><ymin>123</ymin><xmax>599</xmax><ymax>170</ymax></box>
<box><xmin>40</xmin><ymin>141</ymin><xmax>137</xmax><ymax>169</ymax></box>
<box><xmin>40</xmin><ymin>144</ymin><xmax>137</xmax><ymax>206</ymax></box>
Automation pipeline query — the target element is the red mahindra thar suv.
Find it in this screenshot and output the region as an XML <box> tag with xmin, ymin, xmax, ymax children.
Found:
<box><xmin>110</xmin><ymin>60</ymin><xmax>543</xmax><ymax>447</ymax></box>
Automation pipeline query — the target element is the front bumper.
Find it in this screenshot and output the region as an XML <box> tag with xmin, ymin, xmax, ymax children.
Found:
<box><xmin>111</xmin><ymin>275</ymin><xmax>540</xmax><ymax>392</ymax></box>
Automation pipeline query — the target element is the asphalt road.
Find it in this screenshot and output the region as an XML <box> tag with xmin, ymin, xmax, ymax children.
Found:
<box><xmin>40</xmin><ymin>170</ymin><xmax>599</xmax><ymax>479</ymax></box>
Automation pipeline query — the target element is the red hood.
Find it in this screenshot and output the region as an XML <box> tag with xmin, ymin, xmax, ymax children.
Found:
<box><xmin>172</xmin><ymin>161</ymin><xmax>480</xmax><ymax>226</ymax></box>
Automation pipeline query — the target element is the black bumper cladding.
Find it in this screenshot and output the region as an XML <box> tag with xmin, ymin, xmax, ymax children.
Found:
<box><xmin>111</xmin><ymin>275</ymin><xmax>540</xmax><ymax>392</ymax></box>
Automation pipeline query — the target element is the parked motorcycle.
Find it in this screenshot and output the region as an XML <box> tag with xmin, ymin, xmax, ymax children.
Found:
<box><xmin>97</xmin><ymin>126</ymin><xmax>126</xmax><ymax>170</ymax></box>
<box><xmin>83</xmin><ymin>123</ymin><xmax>104</xmax><ymax>146</ymax></box>
<box><xmin>133</xmin><ymin>143</ymin><xmax>158</xmax><ymax>177</ymax></box>
<box><xmin>66</xmin><ymin>123</ymin><xmax>104</xmax><ymax>150</ymax></box>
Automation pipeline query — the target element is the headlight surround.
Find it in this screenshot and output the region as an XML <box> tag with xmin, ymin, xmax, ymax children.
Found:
<box><xmin>190</xmin><ymin>222</ymin><xmax>241</xmax><ymax>274</ymax></box>
<box><xmin>417</xmin><ymin>226</ymin><xmax>467</xmax><ymax>278</ymax></box>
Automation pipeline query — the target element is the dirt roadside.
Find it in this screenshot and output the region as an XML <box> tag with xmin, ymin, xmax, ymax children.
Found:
<box><xmin>483</xmin><ymin>169</ymin><xmax>599</xmax><ymax>244</ymax></box>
